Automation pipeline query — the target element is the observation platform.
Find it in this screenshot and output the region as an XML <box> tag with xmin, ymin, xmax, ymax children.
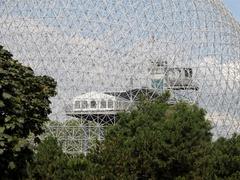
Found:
<box><xmin>65</xmin><ymin>88</ymin><xmax>161</xmax><ymax>124</ymax></box>
<box><xmin>65</xmin><ymin>91</ymin><xmax>131</xmax><ymax>124</ymax></box>
<box><xmin>166</xmin><ymin>67</ymin><xmax>198</xmax><ymax>90</ymax></box>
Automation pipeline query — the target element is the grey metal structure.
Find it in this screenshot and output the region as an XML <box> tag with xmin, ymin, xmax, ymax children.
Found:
<box><xmin>1</xmin><ymin>0</ymin><xmax>240</xmax><ymax>154</ymax></box>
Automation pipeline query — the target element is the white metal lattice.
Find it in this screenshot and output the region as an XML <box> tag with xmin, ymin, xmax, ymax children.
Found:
<box><xmin>1</xmin><ymin>0</ymin><xmax>240</xmax><ymax>154</ymax></box>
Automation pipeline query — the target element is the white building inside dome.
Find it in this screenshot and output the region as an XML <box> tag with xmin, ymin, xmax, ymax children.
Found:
<box><xmin>66</xmin><ymin>91</ymin><xmax>132</xmax><ymax>124</ymax></box>
<box><xmin>66</xmin><ymin>59</ymin><xmax>199</xmax><ymax>126</ymax></box>
<box><xmin>70</xmin><ymin>92</ymin><xmax>130</xmax><ymax>113</ymax></box>
<box><xmin>73</xmin><ymin>92</ymin><xmax>129</xmax><ymax>111</ymax></box>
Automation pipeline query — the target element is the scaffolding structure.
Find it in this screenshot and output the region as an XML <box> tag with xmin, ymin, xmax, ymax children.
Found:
<box><xmin>1</xmin><ymin>0</ymin><xmax>240</xmax><ymax>154</ymax></box>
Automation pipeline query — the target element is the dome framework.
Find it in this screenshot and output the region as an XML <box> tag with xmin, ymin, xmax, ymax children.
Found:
<box><xmin>1</xmin><ymin>0</ymin><xmax>240</xmax><ymax>154</ymax></box>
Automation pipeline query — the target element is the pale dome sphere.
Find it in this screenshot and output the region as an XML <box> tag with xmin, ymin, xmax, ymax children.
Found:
<box><xmin>1</xmin><ymin>0</ymin><xmax>240</xmax><ymax>137</ymax></box>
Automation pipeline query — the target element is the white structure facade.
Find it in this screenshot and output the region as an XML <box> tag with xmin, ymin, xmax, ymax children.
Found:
<box><xmin>72</xmin><ymin>92</ymin><xmax>129</xmax><ymax>113</ymax></box>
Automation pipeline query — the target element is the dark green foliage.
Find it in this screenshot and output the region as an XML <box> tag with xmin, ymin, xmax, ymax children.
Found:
<box><xmin>27</xmin><ymin>136</ymin><xmax>65</xmax><ymax>180</ymax></box>
<box><xmin>87</xmin><ymin>93</ymin><xmax>213</xmax><ymax>179</ymax></box>
<box><xmin>207</xmin><ymin>134</ymin><xmax>240</xmax><ymax>179</ymax></box>
<box><xmin>0</xmin><ymin>46</ymin><xmax>56</xmax><ymax>178</ymax></box>
<box><xmin>28</xmin><ymin>136</ymin><xmax>89</xmax><ymax>180</ymax></box>
<box><xmin>27</xmin><ymin>93</ymin><xmax>240</xmax><ymax>179</ymax></box>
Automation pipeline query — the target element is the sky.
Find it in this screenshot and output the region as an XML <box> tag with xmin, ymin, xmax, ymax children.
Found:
<box><xmin>223</xmin><ymin>0</ymin><xmax>240</xmax><ymax>21</ymax></box>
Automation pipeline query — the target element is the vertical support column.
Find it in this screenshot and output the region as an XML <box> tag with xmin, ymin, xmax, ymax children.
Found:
<box><xmin>82</xmin><ymin>120</ymin><xmax>89</xmax><ymax>155</ymax></box>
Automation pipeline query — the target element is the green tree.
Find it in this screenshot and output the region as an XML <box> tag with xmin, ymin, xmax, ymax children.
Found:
<box><xmin>207</xmin><ymin>134</ymin><xmax>240</xmax><ymax>179</ymax></box>
<box><xmin>27</xmin><ymin>136</ymin><xmax>65</xmax><ymax>180</ymax></box>
<box><xmin>0</xmin><ymin>46</ymin><xmax>56</xmax><ymax>179</ymax></box>
<box><xmin>88</xmin><ymin>92</ymin><xmax>213</xmax><ymax>179</ymax></box>
<box><xmin>28</xmin><ymin>136</ymin><xmax>89</xmax><ymax>180</ymax></box>
<box><xmin>26</xmin><ymin>93</ymin><xmax>240</xmax><ymax>179</ymax></box>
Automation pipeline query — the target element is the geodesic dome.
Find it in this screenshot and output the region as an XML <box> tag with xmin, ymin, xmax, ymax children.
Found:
<box><xmin>1</xmin><ymin>0</ymin><xmax>240</xmax><ymax>137</ymax></box>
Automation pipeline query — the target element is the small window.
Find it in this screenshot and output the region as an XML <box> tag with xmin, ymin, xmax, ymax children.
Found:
<box><xmin>100</xmin><ymin>99</ymin><xmax>106</xmax><ymax>108</ymax></box>
<box><xmin>74</xmin><ymin>101</ymin><xmax>81</xmax><ymax>109</ymax></box>
<box><xmin>151</xmin><ymin>79</ymin><xmax>164</xmax><ymax>90</ymax></box>
<box><xmin>108</xmin><ymin>99</ymin><xmax>113</xmax><ymax>109</ymax></box>
<box><xmin>90</xmin><ymin>100</ymin><xmax>97</xmax><ymax>108</ymax></box>
<box><xmin>82</xmin><ymin>101</ymin><xmax>88</xmax><ymax>109</ymax></box>
<box><xmin>116</xmin><ymin>101</ymin><xmax>122</xmax><ymax>109</ymax></box>
<box><xmin>185</xmin><ymin>68</ymin><xmax>192</xmax><ymax>78</ymax></box>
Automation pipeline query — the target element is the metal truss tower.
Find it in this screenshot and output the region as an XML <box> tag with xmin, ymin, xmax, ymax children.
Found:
<box><xmin>1</xmin><ymin>0</ymin><xmax>240</xmax><ymax>154</ymax></box>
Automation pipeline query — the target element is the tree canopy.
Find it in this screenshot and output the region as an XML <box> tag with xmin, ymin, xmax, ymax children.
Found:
<box><xmin>87</xmin><ymin>92</ymin><xmax>213</xmax><ymax>179</ymax></box>
<box><xmin>0</xmin><ymin>46</ymin><xmax>57</xmax><ymax>178</ymax></box>
<box><xmin>26</xmin><ymin>93</ymin><xmax>240</xmax><ymax>179</ymax></box>
<box><xmin>28</xmin><ymin>136</ymin><xmax>89</xmax><ymax>180</ymax></box>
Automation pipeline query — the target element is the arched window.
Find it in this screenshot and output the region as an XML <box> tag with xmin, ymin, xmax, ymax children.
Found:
<box><xmin>82</xmin><ymin>100</ymin><xmax>88</xmax><ymax>109</ymax></box>
<box><xmin>90</xmin><ymin>100</ymin><xmax>97</xmax><ymax>108</ymax></box>
<box><xmin>74</xmin><ymin>101</ymin><xmax>81</xmax><ymax>109</ymax></box>
<box><xmin>116</xmin><ymin>101</ymin><xmax>122</xmax><ymax>109</ymax></box>
<box><xmin>100</xmin><ymin>99</ymin><xmax>106</xmax><ymax>108</ymax></box>
<box><xmin>108</xmin><ymin>99</ymin><xmax>113</xmax><ymax>109</ymax></box>
<box><xmin>184</xmin><ymin>68</ymin><xmax>192</xmax><ymax>78</ymax></box>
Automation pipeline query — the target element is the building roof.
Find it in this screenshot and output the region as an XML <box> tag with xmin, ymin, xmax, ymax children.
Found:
<box><xmin>74</xmin><ymin>91</ymin><xmax>115</xmax><ymax>100</ymax></box>
<box><xmin>74</xmin><ymin>91</ymin><xmax>129</xmax><ymax>101</ymax></box>
<box><xmin>105</xmin><ymin>88</ymin><xmax>160</xmax><ymax>100</ymax></box>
